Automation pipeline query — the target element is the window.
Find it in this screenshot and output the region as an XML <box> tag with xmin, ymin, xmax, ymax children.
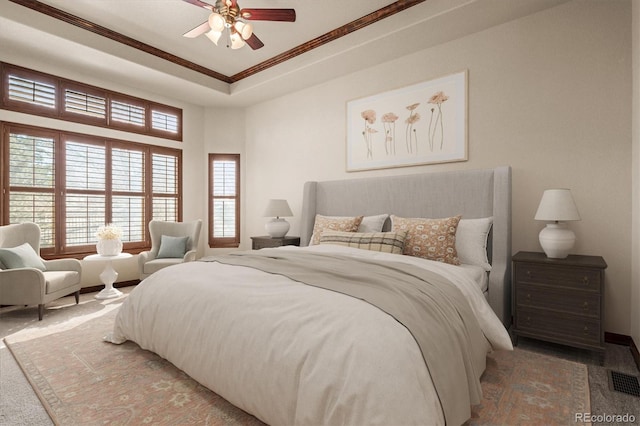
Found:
<box><xmin>152</xmin><ymin>151</ymin><xmax>180</xmax><ymax>221</ymax></box>
<box><xmin>151</xmin><ymin>107</ymin><xmax>181</xmax><ymax>136</ymax></box>
<box><xmin>1</xmin><ymin>122</ymin><xmax>182</xmax><ymax>258</ymax></box>
<box><xmin>209</xmin><ymin>154</ymin><xmax>240</xmax><ymax>248</ymax></box>
<box><xmin>61</xmin><ymin>82</ymin><xmax>107</xmax><ymax>124</ymax></box>
<box><xmin>1</xmin><ymin>62</ymin><xmax>183</xmax><ymax>141</ymax></box>
<box><xmin>110</xmin><ymin>97</ymin><xmax>145</xmax><ymax>129</ymax></box>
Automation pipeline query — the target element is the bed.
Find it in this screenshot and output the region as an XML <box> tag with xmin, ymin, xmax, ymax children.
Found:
<box><xmin>107</xmin><ymin>166</ymin><xmax>513</xmax><ymax>426</ymax></box>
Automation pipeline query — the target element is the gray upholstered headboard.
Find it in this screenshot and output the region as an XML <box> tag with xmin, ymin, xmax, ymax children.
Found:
<box><xmin>300</xmin><ymin>166</ymin><xmax>512</xmax><ymax>326</ymax></box>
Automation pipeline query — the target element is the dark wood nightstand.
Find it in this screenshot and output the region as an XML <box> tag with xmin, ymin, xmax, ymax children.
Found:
<box><xmin>512</xmin><ymin>251</ymin><xmax>607</xmax><ymax>358</ymax></box>
<box><xmin>251</xmin><ymin>236</ymin><xmax>300</xmax><ymax>250</ymax></box>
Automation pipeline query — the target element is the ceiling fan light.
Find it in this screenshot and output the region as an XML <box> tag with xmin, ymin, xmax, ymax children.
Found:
<box><xmin>208</xmin><ymin>12</ymin><xmax>225</xmax><ymax>32</ymax></box>
<box><xmin>236</xmin><ymin>21</ymin><xmax>253</xmax><ymax>40</ymax></box>
<box><xmin>205</xmin><ymin>30</ymin><xmax>222</xmax><ymax>45</ymax></box>
<box><xmin>229</xmin><ymin>31</ymin><xmax>246</xmax><ymax>49</ymax></box>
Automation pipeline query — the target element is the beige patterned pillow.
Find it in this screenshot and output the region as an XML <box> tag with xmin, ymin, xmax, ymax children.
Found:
<box><xmin>310</xmin><ymin>215</ymin><xmax>363</xmax><ymax>245</ymax></box>
<box><xmin>319</xmin><ymin>230</ymin><xmax>407</xmax><ymax>254</ymax></box>
<box><xmin>390</xmin><ymin>215</ymin><xmax>462</xmax><ymax>265</ymax></box>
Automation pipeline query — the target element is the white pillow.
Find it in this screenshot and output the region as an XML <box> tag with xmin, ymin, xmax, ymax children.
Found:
<box><xmin>455</xmin><ymin>217</ymin><xmax>493</xmax><ymax>271</ymax></box>
<box><xmin>358</xmin><ymin>214</ymin><xmax>389</xmax><ymax>233</ymax></box>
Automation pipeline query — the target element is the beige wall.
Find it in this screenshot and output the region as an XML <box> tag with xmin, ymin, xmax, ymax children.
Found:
<box><xmin>632</xmin><ymin>1</ymin><xmax>640</xmax><ymax>347</ymax></box>
<box><xmin>243</xmin><ymin>1</ymin><xmax>633</xmax><ymax>334</ymax></box>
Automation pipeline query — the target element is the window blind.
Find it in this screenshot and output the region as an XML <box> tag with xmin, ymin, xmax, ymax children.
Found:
<box><xmin>111</xmin><ymin>100</ymin><xmax>145</xmax><ymax>126</ymax></box>
<box><xmin>64</xmin><ymin>89</ymin><xmax>106</xmax><ymax>119</ymax></box>
<box><xmin>112</xmin><ymin>148</ymin><xmax>145</xmax><ymax>241</ymax></box>
<box><xmin>8</xmin><ymin>133</ymin><xmax>56</xmax><ymax>247</ymax></box>
<box><xmin>65</xmin><ymin>141</ymin><xmax>106</xmax><ymax>246</ymax></box>
<box><xmin>151</xmin><ymin>110</ymin><xmax>179</xmax><ymax>133</ymax></box>
<box><xmin>8</xmin><ymin>74</ymin><xmax>55</xmax><ymax>109</ymax></box>
<box><xmin>209</xmin><ymin>154</ymin><xmax>240</xmax><ymax>247</ymax></box>
<box><xmin>152</xmin><ymin>153</ymin><xmax>179</xmax><ymax>221</ymax></box>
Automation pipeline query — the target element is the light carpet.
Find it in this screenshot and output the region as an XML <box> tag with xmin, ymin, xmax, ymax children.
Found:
<box><xmin>4</xmin><ymin>304</ymin><xmax>590</xmax><ymax>425</ymax></box>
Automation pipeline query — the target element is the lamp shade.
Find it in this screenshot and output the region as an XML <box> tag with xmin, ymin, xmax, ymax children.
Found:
<box><xmin>534</xmin><ymin>189</ymin><xmax>581</xmax><ymax>222</ymax></box>
<box><xmin>263</xmin><ymin>199</ymin><xmax>293</xmax><ymax>218</ymax></box>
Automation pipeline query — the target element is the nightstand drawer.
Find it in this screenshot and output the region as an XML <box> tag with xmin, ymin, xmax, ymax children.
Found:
<box><xmin>515</xmin><ymin>284</ymin><xmax>600</xmax><ymax>318</ymax></box>
<box><xmin>515</xmin><ymin>263</ymin><xmax>601</xmax><ymax>292</ymax></box>
<box><xmin>516</xmin><ymin>307</ymin><xmax>601</xmax><ymax>346</ymax></box>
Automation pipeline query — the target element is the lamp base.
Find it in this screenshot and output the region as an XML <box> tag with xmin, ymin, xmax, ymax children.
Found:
<box><xmin>265</xmin><ymin>218</ymin><xmax>290</xmax><ymax>238</ymax></box>
<box><xmin>539</xmin><ymin>222</ymin><xmax>575</xmax><ymax>259</ymax></box>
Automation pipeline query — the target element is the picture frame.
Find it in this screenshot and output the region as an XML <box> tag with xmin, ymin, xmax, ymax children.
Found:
<box><xmin>346</xmin><ymin>70</ymin><xmax>467</xmax><ymax>171</ymax></box>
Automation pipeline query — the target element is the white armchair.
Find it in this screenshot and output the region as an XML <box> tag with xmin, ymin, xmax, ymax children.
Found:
<box><xmin>0</xmin><ymin>223</ymin><xmax>82</xmax><ymax>320</ymax></box>
<box><xmin>138</xmin><ymin>219</ymin><xmax>202</xmax><ymax>280</ymax></box>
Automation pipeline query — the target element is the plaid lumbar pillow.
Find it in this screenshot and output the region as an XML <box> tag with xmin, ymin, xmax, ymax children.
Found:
<box><xmin>318</xmin><ymin>230</ymin><xmax>407</xmax><ymax>254</ymax></box>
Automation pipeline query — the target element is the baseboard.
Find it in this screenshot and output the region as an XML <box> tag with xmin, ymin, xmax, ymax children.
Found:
<box><xmin>604</xmin><ymin>332</ymin><xmax>640</xmax><ymax>371</ymax></box>
<box><xmin>80</xmin><ymin>279</ymin><xmax>140</xmax><ymax>295</ymax></box>
<box><xmin>604</xmin><ymin>332</ymin><xmax>632</xmax><ymax>346</ymax></box>
<box><xmin>631</xmin><ymin>338</ymin><xmax>640</xmax><ymax>371</ymax></box>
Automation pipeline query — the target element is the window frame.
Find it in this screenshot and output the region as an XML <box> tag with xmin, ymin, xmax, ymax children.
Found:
<box><xmin>0</xmin><ymin>62</ymin><xmax>183</xmax><ymax>141</ymax></box>
<box><xmin>1</xmin><ymin>121</ymin><xmax>182</xmax><ymax>259</ymax></box>
<box><xmin>208</xmin><ymin>153</ymin><xmax>240</xmax><ymax>248</ymax></box>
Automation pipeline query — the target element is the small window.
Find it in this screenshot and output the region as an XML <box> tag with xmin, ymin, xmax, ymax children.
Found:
<box><xmin>8</xmin><ymin>75</ymin><xmax>56</xmax><ymax>109</ymax></box>
<box><xmin>111</xmin><ymin>99</ymin><xmax>145</xmax><ymax>127</ymax></box>
<box><xmin>152</xmin><ymin>110</ymin><xmax>179</xmax><ymax>133</ymax></box>
<box><xmin>63</xmin><ymin>85</ymin><xmax>107</xmax><ymax>121</ymax></box>
<box><xmin>209</xmin><ymin>153</ymin><xmax>240</xmax><ymax>248</ymax></box>
<box><xmin>2</xmin><ymin>66</ymin><xmax>57</xmax><ymax>115</ymax></box>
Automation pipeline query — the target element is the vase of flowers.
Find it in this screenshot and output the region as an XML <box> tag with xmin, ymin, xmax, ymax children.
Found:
<box><xmin>96</xmin><ymin>224</ymin><xmax>123</xmax><ymax>256</ymax></box>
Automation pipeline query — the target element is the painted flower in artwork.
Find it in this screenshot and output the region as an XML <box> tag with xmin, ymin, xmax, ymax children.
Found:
<box><xmin>428</xmin><ymin>91</ymin><xmax>449</xmax><ymax>151</ymax></box>
<box><xmin>361</xmin><ymin>109</ymin><xmax>377</xmax><ymax>159</ymax></box>
<box><xmin>405</xmin><ymin>103</ymin><xmax>420</xmax><ymax>154</ymax></box>
<box><xmin>381</xmin><ymin>112</ymin><xmax>399</xmax><ymax>155</ymax></box>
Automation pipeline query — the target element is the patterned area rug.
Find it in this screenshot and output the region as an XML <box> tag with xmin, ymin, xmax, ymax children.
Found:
<box><xmin>468</xmin><ymin>347</ymin><xmax>591</xmax><ymax>425</ymax></box>
<box><xmin>5</xmin><ymin>305</ymin><xmax>590</xmax><ymax>425</ymax></box>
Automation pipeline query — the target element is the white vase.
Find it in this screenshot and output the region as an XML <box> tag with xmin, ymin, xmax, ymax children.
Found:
<box><xmin>96</xmin><ymin>239</ymin><xmax>123</xmax><ymax>256</ymax></box>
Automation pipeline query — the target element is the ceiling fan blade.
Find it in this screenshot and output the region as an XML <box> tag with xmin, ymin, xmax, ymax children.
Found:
<box><xmin>181</xmin><ymin>0</ymin><xmax>214</xmax><ymax>11</ymax></box>
<box><xmin>240</xmin><ymin>8</ymin><xmax>296</xmax><ymax>22</ymax></box>
<box><xmin>245</xmin><ymin>33</ymin><xmax>265</xmax><ymax>50</ymax></box>
<box><xmin>183</xmin><ymin>21</ymin><xmax>211</xmax><ymax>38</ymax></box>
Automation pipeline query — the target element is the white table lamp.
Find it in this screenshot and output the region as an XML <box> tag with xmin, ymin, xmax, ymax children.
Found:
<box><xmin>534</xmin><ymin>189</ymin><xmax>581</xmax><ymax>259</ymax></box>
<box><xmin>263</xmin><ymin>199</ymin><xmax>293</xmax><ymax>238</ymax></box>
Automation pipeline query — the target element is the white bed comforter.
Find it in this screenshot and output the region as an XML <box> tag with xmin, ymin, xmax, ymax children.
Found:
<box><xmin>107</xmin><ymin>245</ymin><xmax>512</xmax><ymax>426</ymax></box>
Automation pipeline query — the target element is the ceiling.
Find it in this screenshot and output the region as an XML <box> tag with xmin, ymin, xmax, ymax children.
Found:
<box><xmin>0</xmin><ymin>0</ymin><xmax>568</xmax><ymax>108</ymax></box>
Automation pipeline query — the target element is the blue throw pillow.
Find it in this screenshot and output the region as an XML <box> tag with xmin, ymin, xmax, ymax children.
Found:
<box><xmin>156</xmin><ymin>235</ymin><xmax>189</xmax><ymax>259</ymax></box>
<box><xmin>0</xmin><ymin>242</ymin><xmax>46</xmax><ymax>271</ymax></box>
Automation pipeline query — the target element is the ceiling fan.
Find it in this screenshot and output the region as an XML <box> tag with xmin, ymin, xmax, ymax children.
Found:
<box><xmin>181</xmin><ymin>0</ymin><xmax>296</xmax><ymax>50</ymax></box>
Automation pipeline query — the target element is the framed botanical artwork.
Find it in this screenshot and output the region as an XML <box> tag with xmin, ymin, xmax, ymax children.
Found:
<box><xmin>346</xmin><ymin>70</ymin><xmax>467</xmax><ymax>171</ymax></box>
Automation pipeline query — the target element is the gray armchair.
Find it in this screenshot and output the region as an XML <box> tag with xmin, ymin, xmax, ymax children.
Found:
<box><xmin>138</xmin><ymin>219</ymin><xmax>202</xmax><ymax>280</ymax></box>
<box><xmin>0</xmin><ymin>222</ymin><xmax>82</xmax><ymax>320</ymax></box>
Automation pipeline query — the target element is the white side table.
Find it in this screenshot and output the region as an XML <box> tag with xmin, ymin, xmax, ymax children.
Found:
<box><xmin>84</xmin><ymin>253</ymin><xmax>133</xmax><ymax>299</ymax></box>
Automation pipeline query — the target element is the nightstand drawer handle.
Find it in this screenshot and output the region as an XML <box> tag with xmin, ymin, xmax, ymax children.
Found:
<box><xmin>582</xmin><ymin>301</ymin><xmax>589</xmax><ymax>310</ymax></box>
<box><xmin>583</xmin><ymin>276</ymin><xmax>589</xmax><ymax>285</ymax></box>
<box><xmin>583</xmin><ymin>326</ymin><xmax>589</xmax><ymax>335</ymax></box>
<box><xmin>526</xmin><ymin>293</ymin><xmax>531</xmax><ymax>299</ymax></box>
